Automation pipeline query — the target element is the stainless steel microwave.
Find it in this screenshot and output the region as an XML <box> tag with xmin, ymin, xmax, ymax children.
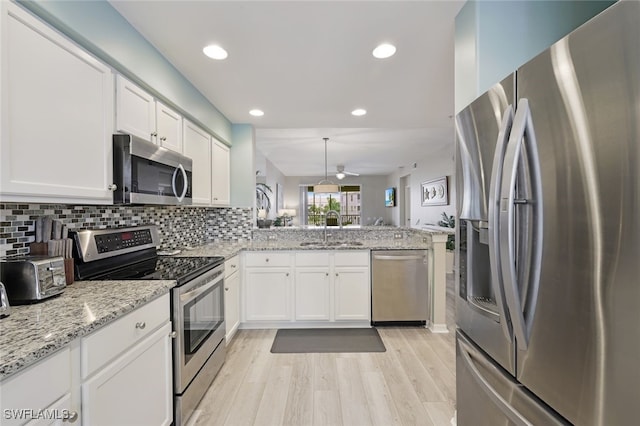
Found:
<box><xmin>113</xmin><ymin>134</ymin><xmax>192</xmax><ymax>205</ymax></box>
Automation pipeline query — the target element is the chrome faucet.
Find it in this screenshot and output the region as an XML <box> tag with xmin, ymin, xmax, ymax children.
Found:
<box><xmin>324</xmin><ymin>210</ymin><xmax>342</xmax><ymax>242</ymax></box>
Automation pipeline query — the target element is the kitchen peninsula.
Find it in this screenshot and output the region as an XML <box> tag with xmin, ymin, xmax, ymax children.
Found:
<box><xmin>177</xmin><ymin>226</ymin><xmax>451</xmax><ymax>333</ymax></box>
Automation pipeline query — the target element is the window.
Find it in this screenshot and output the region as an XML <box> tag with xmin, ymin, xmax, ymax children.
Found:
<box><xmin>300</xmin><ymin>185</ymin><xmax>361</xmax><ymax>226</ymax></box>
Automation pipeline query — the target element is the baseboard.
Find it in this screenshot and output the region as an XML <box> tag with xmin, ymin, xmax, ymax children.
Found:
<box><xmin>429</xmin><ymin>323</ymin><xmax>450</xmax><ymax>333</ymax></box>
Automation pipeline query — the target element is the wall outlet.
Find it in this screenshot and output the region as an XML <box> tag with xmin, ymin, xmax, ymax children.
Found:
<box><xmin>267</xmin><ymin>235</ymin><xmax>277</xmax><ymax>241</ymax></box>
<box><xmin>394</xmin><ymin>233</ymin><xmax>403</xmax><ymax>239</ymax></box>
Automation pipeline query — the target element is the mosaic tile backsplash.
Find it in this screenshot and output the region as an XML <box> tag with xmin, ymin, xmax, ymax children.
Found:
<box><xmin>0</xmin><ymin>204</ymin><xmax>253</xmax><ymax>257</ymax></box>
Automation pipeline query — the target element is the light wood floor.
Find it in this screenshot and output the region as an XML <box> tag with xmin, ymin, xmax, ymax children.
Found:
<box><xmin>188</xmin><ymin>275</ymin><xmax>457</xmax><ymax>426</ymax></box>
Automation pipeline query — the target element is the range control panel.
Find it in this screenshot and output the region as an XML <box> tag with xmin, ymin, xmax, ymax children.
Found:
<box><xmin>94</xmin><ymin>229</ymin><xmax>154</xmax><ymax>253</ymax></box>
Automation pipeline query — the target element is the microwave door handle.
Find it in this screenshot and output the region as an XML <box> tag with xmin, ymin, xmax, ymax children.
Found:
<box><xmin>172</xmin><ymin>164</ymin><xmax>188</xmax><ymax>203</ymax></box>
<box><xmin>488</xmin><ymin>105</ymin><xmax>514</xmax><ymax>342</ymax></box>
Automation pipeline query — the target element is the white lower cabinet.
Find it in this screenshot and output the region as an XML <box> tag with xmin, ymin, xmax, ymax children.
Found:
<box><xmin>295</xmin><ymin>268</ymin><xmax>331</xmax><ymax>320</ymax></box>
<box><xmin>0</xmin><ymin>294</ymin><xmax>172</xmax><ymax>426</ymax></box>
<box><xmin>80</xmin><ymin>293</ymin><xmax>172</xmax><ymax>425</ymax></box>
<box><xmin>81</xmin><ymin>322</ymin><xmax>172</xmax><ymax>426</ymax></box>
<box><xmin>244</xmin><ymin>268</ymin><xmax>292</xmax><ymax>321</ymax></box>
<box><xmin>0</xmin><ymin>348</ymin><xmax>77</xmax><ymax>426</ymax></box>
<box><xmin>242</xmin><ymin>250</ymin><xmax>370</xmax><ymax>328</ymax></box>
<box><xmin>224</xmin><ymin>256</ymin><xmax>240</xmax><ymax>341</ymax></box>
<box><xmin>334</xmin><ymin>267</ymin><xmax>370</xmax><ymax>320</ymax></box>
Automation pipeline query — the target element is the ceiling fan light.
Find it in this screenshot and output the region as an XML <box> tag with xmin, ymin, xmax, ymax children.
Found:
<box><xmin>314</xmin><ymin>183</ymin><xmax>340</xmax><ymax>193</ymax></box>
<box><xmin>336</xmin><ymin>172</ymin><xmax>346</xmax><ymax>180</ymax></box>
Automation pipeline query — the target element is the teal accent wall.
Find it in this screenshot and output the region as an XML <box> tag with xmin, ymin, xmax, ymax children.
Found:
<box><xmin>17</xmin><ymin>0</ymin><xmax>232</xmax><ymax>144</ymax></box>
<box><xmin>230</xmin><ymin>124</ymin><xmax>256</xmax><ymax>208</ymax></box>
<box><xmin>455</xmin><ymin>0</ymin><xmax>615</xmax><ymax>112</ymax></box>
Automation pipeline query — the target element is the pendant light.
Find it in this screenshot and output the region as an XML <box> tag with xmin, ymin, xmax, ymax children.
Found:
<box><xmin>313</xmin><ymin>138</ymin><xmax>340</xmax><ymax>193</ymax></box>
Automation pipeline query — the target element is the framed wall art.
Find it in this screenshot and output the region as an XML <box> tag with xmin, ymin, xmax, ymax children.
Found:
<box><xmin>384</xmin><ymin>187</ymin><xmax>396</xmax><ymax>207</ymax></box>
<box><xmin>421</xmin><ymin>176</ymin><xmax>448</xmax><ymax>206</ymax></box>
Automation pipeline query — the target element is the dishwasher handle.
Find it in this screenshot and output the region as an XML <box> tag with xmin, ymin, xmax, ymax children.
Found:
<box><xmin>372</xmin><ymin>254</ymin><xmax>424</xmax><ymax>261</ymax></box>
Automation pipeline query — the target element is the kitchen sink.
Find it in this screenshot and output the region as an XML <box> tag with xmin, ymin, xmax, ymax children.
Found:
<box><xmin>299</xmin><ymin>241</ymin><xmax>364</xmax><ymax>247</ymax></box>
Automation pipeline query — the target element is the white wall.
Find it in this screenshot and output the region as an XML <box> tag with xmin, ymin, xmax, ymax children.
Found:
<box><xmin>387</xmin><ymin>142</ymin><xmax>456</xmax><ymax>228</ymax></box>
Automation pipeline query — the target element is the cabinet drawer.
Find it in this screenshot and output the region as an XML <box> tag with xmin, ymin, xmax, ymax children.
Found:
<box><xmin>0</xmin><ymin>348</ymin><xmax>71</xmax><ymax>425</ymax></box>
<box><xmin>334</xmin><ymin>250</ymin><xmax>370</xmax><ymax>267</ymax></box>
<box><xmin>224</xmin><ymin>255</ymin><xmax>240</xmax><ymax>278</ymax></box>
<box><xmin>81</xmin><ymin>293</ymin><xmax>169</xmax><ymax>379</ymax></box>
<box><xmin>244</xmin><ymin>252</ymin><xmax>291</xmax><ymax>267</ymax></box>
<box><xmin>295</xmin><ymin>251</ymin><xmax>330</xmax><ymax>267</ymax></box>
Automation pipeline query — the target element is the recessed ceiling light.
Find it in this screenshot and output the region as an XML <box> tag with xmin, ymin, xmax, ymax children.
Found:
<box><xmin>351</xmin><ymin>109</ymin><xmax>367</xmax><ymax>116</ymax></box>
<box><xmin>203</xmin><ymin>44</ymin><xmax>228</xmax><ymax>60</ymax></box>
<box><xmin>372</xmin><ymin>43</ymin><xmax>396</xmax><ymax>59</ymax></box>
<box><xmin>249</xmin><ymin>109</ymin><xmax>264</xmax><ymax>117</ymax></box>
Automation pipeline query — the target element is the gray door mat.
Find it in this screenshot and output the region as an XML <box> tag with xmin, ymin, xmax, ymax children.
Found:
<box><xmin>270</xmin><ymin>328</ymin><xmax>386</xmax><ymax>353</ymax></box>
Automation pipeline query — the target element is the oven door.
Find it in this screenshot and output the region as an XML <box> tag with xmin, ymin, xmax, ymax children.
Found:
<box><xmin>173</xmin><ymin>265</ymin><xmax>225</xmax><ymax>394</ymax></box>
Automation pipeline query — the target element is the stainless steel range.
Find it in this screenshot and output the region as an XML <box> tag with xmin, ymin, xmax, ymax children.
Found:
<box><xmin>71</xmin><ymin>225</ymin><xmax>225</xmax><ymax>426</ymax></box>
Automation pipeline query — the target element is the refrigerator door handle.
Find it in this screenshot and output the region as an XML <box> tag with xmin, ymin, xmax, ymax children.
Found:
<box><xmin>488</xmin><ymin>104</ymin><xmax>515</xmax><ymax>342</ymax></box>
<box><xmin>458</xmin><ymin>335</ymin><xmax>534</xmax><ymax>426</ymax></box>
<box><xmin>499</xmin><ymin>98</ymin><xmax>544</xmax><ymax>351</ymax></box>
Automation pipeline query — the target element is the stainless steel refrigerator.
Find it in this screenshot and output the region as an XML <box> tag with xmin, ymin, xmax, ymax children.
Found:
<box><xmin>455</xmin><ymin>2</ymin><xmax>639</xmax><ymax>425</ymax></box>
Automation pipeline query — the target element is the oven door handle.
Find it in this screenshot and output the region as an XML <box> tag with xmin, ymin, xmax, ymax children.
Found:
<box><xmin>180</xmin><ymin>277</ymin><xmax>222</xmax><ymax>303</ymax></box>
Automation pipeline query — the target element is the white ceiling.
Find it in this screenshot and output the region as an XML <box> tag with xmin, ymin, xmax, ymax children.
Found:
<box><xmin>110</xmin><ymin>0</ymin><xmax>464</xmax><ymax>177</ymax></box>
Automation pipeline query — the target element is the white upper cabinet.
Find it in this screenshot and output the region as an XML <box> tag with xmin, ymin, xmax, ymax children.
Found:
<box><xmin>183</xmin><ymin>120</ymin><xmax>212</xmax><ymax>205</ymax></box>
<box><xmin>115</xmin><ymin>75</ymin><xmax>183</xmax><ymax>153</ymax></box>
<box><xmin>1</xmin><ymin>3</ymin><xmax>114</xmax><ymax>204</ymax></box>
<box><xmin>211</xmin><ymin>138</ymin><xmax>230</xmax><ymax>206</ymax></box>
<box><xmin>115</xmin><ymin>75</ymin><xmax>156</xmax><ymax>142</ymax></box>
<box><xmin>156</xmin><ymin>100</ymin><xmax>183</xmax><ymax>153</ymax></box>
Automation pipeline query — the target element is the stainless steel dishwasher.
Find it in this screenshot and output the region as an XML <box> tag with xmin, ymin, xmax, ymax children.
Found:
<box><xmin>371</xmin><ymin>250</ymin><xmax>429</xmax><ymax>325</ymax></box>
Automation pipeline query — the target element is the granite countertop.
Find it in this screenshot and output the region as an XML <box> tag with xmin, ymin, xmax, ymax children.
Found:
<box><xmin>0</xmin><ymin>279</ymin><xmax>175</xmax><ymax>381</ymax></box>
<box><xmin>176</xmin><ymin>236</ymin><xmax>432</xmax><ymax>258</ymax></box>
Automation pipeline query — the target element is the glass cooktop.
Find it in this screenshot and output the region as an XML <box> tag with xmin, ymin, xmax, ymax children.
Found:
<box><xmin>90</xmin><ymin>256</ymin><xmax>225</xmax><ymax>286</ymax></box>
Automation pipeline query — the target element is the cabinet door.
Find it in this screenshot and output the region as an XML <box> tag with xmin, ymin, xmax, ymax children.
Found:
<box><xmin>156</xmin><ymin>101</ymin><xmax>183</xmax><ymax>153</ymax></box>
<box><xmin>211</xmin><ymin>139</ymin><xmax>230</xmax><ymax>206</ymax></box>
<box><xmin>0</xmin><ymin>348</ymin><xmax>72</xmax><ymax>426</ymax></box>
<box><xmin>115</xmin><ymin>75</ymin><xmax>156</xmax><ymax>142</ymax></box>
<box><xmin>244</xmin><ymin>269</ymin><xmax>291</xmax><ymax>321</ymax></box>
<box><xmin>82</xmin><ymin>322</ymin><xmax>172</xmax><ymax>426</ymax></box>
<box><xmin>334</xmin><ymin>267</ymin><xmax>370</xmax><ymax>321</ymax></box>
<box><xmin>183</xmin><ymin>120</ymin><xmax>212</xmax><ymax>205</ymax></box>
<box><xmin>1</xmin><ymin>4</ymin><xmax>114</xmax><ymax>203</ymax></box>
<box><xmin>224</xmin><ymin>270</ymin><xmax>240</xmax><ymax>341</ymax></box>
<box><xmin>295</xmin><ymin>268</ymin><xmax>330</xmax><ymax>321</ymax></box>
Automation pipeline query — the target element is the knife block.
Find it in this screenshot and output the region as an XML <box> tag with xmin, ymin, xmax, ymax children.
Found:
<box><xmin>29</xmin><ymin>242</ymin><xmax>48</xmax><ymax>256</ymax></box>
<box><xmin>64</xmin><ymin>258</ymin><xmax>74</xmax><ymax>285</ymax></box>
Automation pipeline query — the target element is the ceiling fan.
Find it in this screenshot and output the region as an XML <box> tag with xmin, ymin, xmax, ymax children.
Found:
<box><xmin>335</xmin><ymin>165</ymin><xmax>360</xmax><ymax>180</ymax></box>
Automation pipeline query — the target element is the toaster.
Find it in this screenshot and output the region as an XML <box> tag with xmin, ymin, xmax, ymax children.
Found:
<box><xmin>0</xmin><ymin>282</ymin><xmax>9</xmax><ymax>317</ymax></box>
<box><xmin>0</xmin><ymin>256</ymin><xmax>66</xmax><ymax>304</ymax></box>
